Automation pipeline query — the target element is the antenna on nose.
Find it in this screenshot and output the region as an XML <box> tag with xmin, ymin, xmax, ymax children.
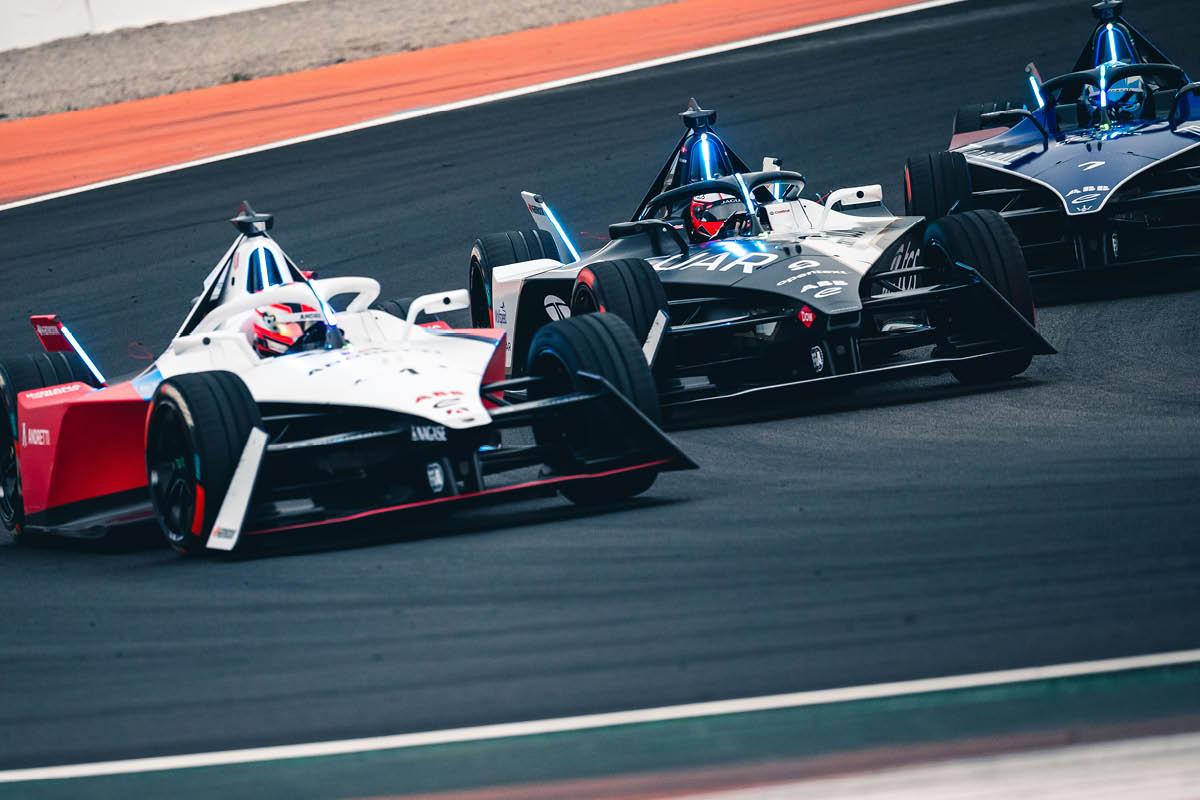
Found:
<box><xmin>1091</xmin><ymin>0</ymin><xmax>1124</xmax><ymax>22</ymax></box>
<box><xmin>231</xmin><ymin>201</ymin><xmax>274</xmax><ymax>236</ymax></box>
<box><xmin>680</xmin><ymin>98</ymin><xmax>717</xmax><ymax>132</ymax></box>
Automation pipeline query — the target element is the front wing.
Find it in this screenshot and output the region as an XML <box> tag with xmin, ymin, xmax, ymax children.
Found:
<box><xmin>211</xmin><ymin>373</ymin><xmax>696</xmax><ymax>547</ymax></box>
<box><xmin>657</xmin><ymin>268</ymin><xmax>1056</xmax><ymax>421</ymax></box>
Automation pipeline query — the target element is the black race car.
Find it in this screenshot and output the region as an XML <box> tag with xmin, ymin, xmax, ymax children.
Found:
<box><xmin>466</xmin><ymin>101</ymin><xmax>1054</xmax><ymax>418</ymax></box>
<box><xmin>905</xmin><ymin>0</ymin><xmax>1200</xmax><ymax>278</ymax></box>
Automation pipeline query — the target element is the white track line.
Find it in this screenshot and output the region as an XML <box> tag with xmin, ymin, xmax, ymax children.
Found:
<box><xmin>2</xmin><ymin>648</ymin><xmax>1198</xmax><ymax>783</ymax></box>
<box><xmin>0</xmin><ymin>0</ymin><xmax>967</xmax><ymax>214</ymax></box>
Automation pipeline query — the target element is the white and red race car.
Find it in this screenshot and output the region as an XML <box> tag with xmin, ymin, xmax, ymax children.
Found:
<box><xmin>0</xmin><ymin>204</ymin><xmax>693</xmax><ymax>554</ymax></box>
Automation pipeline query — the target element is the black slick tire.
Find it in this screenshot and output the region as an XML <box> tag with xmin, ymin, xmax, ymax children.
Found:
<box><xmin>469</xmin><ymin>230</ymin><xmax>560</xmax><ymax>327</ymax></box>
<box><xmin>145</xmin><ymin>371</ymin><xmax>261</xmax><ymax>555</ymax></box>
<box><xmin>569</xmin><ymin>258</ymin><xmax>669</xmax><ymax>345</ymax></box>
<box><xmin>369</xmin><ymin>297</ymin><xmax>414</xmax><ymax>320</ymax></box>
<box><xmin>526</xmin><ymin>314</ymin><xmax>661</xmax><ymax>505</ymax></box>
<box><xmin>904</xmin><ymin>151</ymin><xmax>972</xmax><ymax>219</ymax></box>
<box><xmin>952</xmin><ymin>99</ymin><xmax>1028</xmax><ymax>134</ymax></box>
<box><xmin>923</xmin><ymin>210</ymin><xmax>1036</xmax><ymax>384</ymax></box>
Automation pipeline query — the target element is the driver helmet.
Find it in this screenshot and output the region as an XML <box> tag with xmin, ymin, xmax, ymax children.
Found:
<box><xmin>250</xmin><ymin>302</ymin><xmax>325</xmax><ymax>357</ymax></box>
<box><xmin>685</xmin><ymin>193</ymin><xmax>742</xmax><ymax>243</ymax></box>
<box><xmin>1087</xmin><ymin>71</ymin><xmax>1146</xmax><ymax>121</ymax></box>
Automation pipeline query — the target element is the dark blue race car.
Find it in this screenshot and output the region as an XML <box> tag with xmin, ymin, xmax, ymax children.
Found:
<box><xmin>904</xmin><ymin>0</ymin><xmax>1200</xmax><ymax>278</ymax></box>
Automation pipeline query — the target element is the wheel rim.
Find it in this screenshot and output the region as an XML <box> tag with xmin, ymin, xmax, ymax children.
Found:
<box><xmin>570</xmin><ymin>282</ymin><xmax>601</xmax><ymax>316</ymax></box>
<box><xmin>146</xmin><ymin>401</ymin><xmax>198</xmax><ymax>545</ymax></box>
<box><xmin>0</xmin><ymin>438</ymin><xmax>20</xmax><ymax>529</ymax></box>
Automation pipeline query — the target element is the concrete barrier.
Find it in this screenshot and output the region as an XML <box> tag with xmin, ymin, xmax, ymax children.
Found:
<box><xmin>0</xmin><ymin>0</ymin><xmax>304</xmax><ymax>52</ymax></box>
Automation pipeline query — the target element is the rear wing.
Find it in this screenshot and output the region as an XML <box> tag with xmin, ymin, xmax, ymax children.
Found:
<box><xmin>29</xmin><ymin>315</ymin><xmax>107</xmax><ymax>385</ymax></box>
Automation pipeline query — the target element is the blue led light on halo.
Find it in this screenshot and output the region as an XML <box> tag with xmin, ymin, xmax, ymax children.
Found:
<box><xmin>1106</xmin><ymin>23</ymin><xmax>1119</xmax><ymax>63</ymax></box>
<box><xmin>1099</xmin><ymin>63</ymin><xmax>1108</xmax><ymax>108</ymax></box>
<box><xmin>699</xmin><ymin>133</ymin><xmax>714</xmax><ymax>180</ymax></box>
<box><xmin>1029</xmin><ymin>75</ymin><xmax>1045</xmax><ymax>109</ymax></box>
<box><xmin>734</xmin><ymin>173</ymin><xmax>755</xmax><ymax>211</ymax></box>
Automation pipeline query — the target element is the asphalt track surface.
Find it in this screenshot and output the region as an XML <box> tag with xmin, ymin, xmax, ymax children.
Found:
<box><xmin>1</xmin><ymin>0</ymin><xmax>1198</xmax><ymax>779</ymax></box>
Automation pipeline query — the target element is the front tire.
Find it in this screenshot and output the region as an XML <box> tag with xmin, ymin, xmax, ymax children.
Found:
<box><xmin>469</xmin><ymin>230</ymin><xmax>560</xmax><ymax>327</ymax></box>
<box><xmin>145</xmin><ymin>371</ymin><xmax>261</xmax><ymax>554</ymax></box>
<box><xmin>923</xmin><ymin>210</ymin><xmax>1036</xmax><ymax>384</ymax></box>
<box><xmin>569</xmin><ymin>258</ymin><xmax>669</xmax><ymax>345</ymax></box>
<box><xmin>527</xmin><ymin>314</ymin><xmax>661</xmax><ymax>505</ymax></box>
<box><xmin>904</xmin><ymin>151</ymin><xmax>972</xmax><ymax>219</ymax></box>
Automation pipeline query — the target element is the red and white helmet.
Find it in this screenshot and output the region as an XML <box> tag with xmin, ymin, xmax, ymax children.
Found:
<box><xmin>251</xmin><ymin>302</ymin><xmax>324</xmax><ymax>357</ymax></box>
<box><xmin>686</xmin><ymin>193</ymin><xmax>742</xmax><ymax>242</ymax></box>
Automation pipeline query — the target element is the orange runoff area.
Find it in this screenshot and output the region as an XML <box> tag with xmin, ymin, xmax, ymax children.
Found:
<box><xmin>0</xmin><ymin>0</ymin><xmax>921</xmax><ymax>204</ymax></box>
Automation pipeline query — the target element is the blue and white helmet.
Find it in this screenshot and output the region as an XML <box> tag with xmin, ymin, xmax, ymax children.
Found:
<box><xmin>1087</xmin><ymin>68</ymin><xmax>1146</xmax><ymax>121</ymax></box>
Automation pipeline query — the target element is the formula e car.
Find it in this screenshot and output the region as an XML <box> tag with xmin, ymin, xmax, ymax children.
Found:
<box><xmin>466</xmin><ymin>101</ymin><xmax>1054</xmax><ymax>416</ymax></box>
<box><xmin>905</xmin><ymin>0</ymin><xmax>1200</xmax><ymax>278</ymax></box>
<box><xmin>0</xmin><ymin>204</ymin><xmax>693</xmax><ymax>554</ymax></box>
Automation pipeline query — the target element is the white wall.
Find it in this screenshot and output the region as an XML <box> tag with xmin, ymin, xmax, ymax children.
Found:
<box><xmin>1</xmin><ymin>0</ymin><xmax>305</xmax><ymax>52</ymax></box>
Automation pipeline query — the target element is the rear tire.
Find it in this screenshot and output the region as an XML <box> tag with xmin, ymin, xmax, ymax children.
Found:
<box><xmin>904</xmin><ymin>151</ymin><xmax>972</xmax><ymax>219</ymax></box>
<box><xmin>923</xmin><ymin>210</ymin><xmax>1036</xmax><ymax>384</ymax></box>
<box><xmin>145</xmin><ymin>371</ymin><xmax>261</xmax><ymax>555</ymax></box>
<box><xmin>0</xmin><ymin>352</ymin><xmax>103</xmax><ymax>544</ymax></box>
<box><xmin>569</xmin><ymin>258</ymin><xmax>669</xmax><ymax>345</ymax></box>
<box><xmin>469</xmin><ymin>230</ymin><xmax>560</xmax><ymax>327</ymax></box>
<box><xmin>952</xmin><ymin>99</ymin><xmax>1028</xmax><ymax>134</ymax></box>
<box><xmin>369</xmin><ymin>297</ymin><xmax>413</xmax><ymax>320</ymax></box>
<box><xmin>527</xmin><ymin>314</ymin><xmax>660</xmax><ymax>505</ymax></box>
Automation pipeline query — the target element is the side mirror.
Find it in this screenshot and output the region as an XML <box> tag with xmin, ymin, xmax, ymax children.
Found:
<box><xmin>401</xmin><ymin>289</ymin><xmax>470</xmax><ymax>340</ymax></box>
<box><xmin>1170</xmin><ymin>82</ymin><xmax>1200</xmax><ymax>128</ymax></box>
<box><xmin>817</xmin><ymin>185</ymin><xmax>883</xmax><ymax>231</ymax></box>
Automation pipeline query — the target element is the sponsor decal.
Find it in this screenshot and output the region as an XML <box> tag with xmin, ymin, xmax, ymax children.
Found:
<box><xmin>411</xmin><ymin>424</ymin><xmax>448</xmax><ymax>442</ymax></box>
<box><xmin>426</xmin><ymin>462</ymin><xmax>446</xmax><ymax>494</ymax></box>
<box><xmin>303</xmin><ymin>347</ymin><xmax>387</xmax><ymax>376</ymax></box>
<box><xmin>415</xmin><ymin>390</ymin><xmax>470</xmax><ymax>416</ymax></box>
<box><xmin>798</xmin><ymin>306</ymin><xmax>816</xmax><ymax>328</ymax></box>
<box><xmin>494</xmin><ymin>301</ymin><xmax>507</xmax><ymax>325</ymax></box>
<box><xmin>777</xmin><ymin>262</ymin><xmax>847</xmax><ymax>287</ymax></box>
<box><xmin>35</xmin><ymin>325</ymin><xmax>61</xmax><ymax>337</ymax></box>
<box><xmin>1079</xmin><ymin>160</ymin><xmax>1106</xmax><ymax>171</ymax></box>
<box><xmin>650</xmin><ymin>251</ymin><xmax>780</xmax><ymax>275</ymax></box>
<box><xmin>214</xmin><ymin>526</ymin><xmax>237</xmax><ymax>540</ymax></box>
<box><xmin>526</xmin><ymin>204</ymin><xmax>546</xmax><ymax>217</ymax></box>
<box><xmin>889</xmin><ymin>240</ymin><xmax>921</xmax><ymax>272</ymax></box>
<box><xmin>810</xmin><ymin>346</ymin><xmax>825</xmax><ymax>373</ymax></box>
<box><xmin>415</xmin><ymin>390</ymin><xmax>463</xmax><ymax>404</ymax></box>
<box><xmin>1065</xmin><ymin>185</ymin><xmax>1111</xmax><ymax>212</ymax></box>
<box><xmin>21</xmin><ymin>424</ymin><xmax>51</xmax><ymax>447</ymax></box>
<box><xmin>781</xmin><ymin>278</ymin><xmax>850</xmax><ymax>297</ymax></box>
<box><xmin>543</xmin><ymin>295</ymin><xmax>571</xmax><ymax>321</ymax></box>
<box><xmin>962</xmin><ymin>144</ymin><xmax>1041</xmax><ymax>166</ymax></box>
<box><xmin>25</xmin><ymin>384</ymin><xmax>86</xmax><ymax>400</ymax></box>
<box><xmin>786</xmin><ymin>260</ymin><xmax>825</xmax><ymax>272</ymax></box>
